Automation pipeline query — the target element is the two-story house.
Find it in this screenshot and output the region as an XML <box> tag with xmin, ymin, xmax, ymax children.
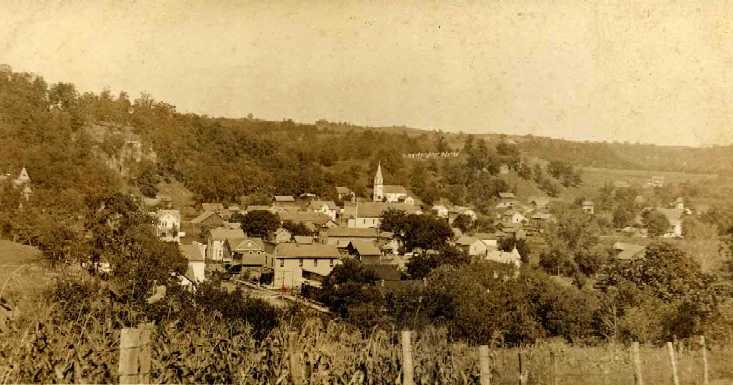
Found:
<box><xmin>271</xmin><ymin>243</ymin><xmax>341</xmax><ymax>290</ymax></box>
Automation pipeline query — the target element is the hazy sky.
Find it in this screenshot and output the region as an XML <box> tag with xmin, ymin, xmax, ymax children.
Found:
<box><xmin>1</xmin><ymin>1</ymin><xmax>732</xmax><ymax>146</ymax></box>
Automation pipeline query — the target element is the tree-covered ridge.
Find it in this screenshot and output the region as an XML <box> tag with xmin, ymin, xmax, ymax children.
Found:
<box><xmin>1</xmin><ymin>67</ymin><xmax>581</xmax><ymax>210</ymax></box>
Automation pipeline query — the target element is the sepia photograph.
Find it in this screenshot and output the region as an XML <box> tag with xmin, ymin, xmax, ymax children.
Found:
<box><xmin>1</xmin><ymin>1</ymin><xmax>733</xmax><ymax>383</ymax></box>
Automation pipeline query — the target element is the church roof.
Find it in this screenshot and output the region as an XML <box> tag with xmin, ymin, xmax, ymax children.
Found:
<box><xmin>383</xmin><ymin>185</ymin><xmax>408</xmax><ymax>194</ymax></box>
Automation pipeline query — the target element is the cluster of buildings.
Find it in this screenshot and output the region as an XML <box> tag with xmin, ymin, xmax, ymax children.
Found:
<box><xmin>156</xmin><ymin>164</ymin><xmax>535</xmax><ymax>292</ymax></box>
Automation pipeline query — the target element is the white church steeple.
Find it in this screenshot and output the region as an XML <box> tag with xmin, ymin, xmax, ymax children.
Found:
<box><xmin>373</xmin><ymin>162</ymin><xmax>384</xmax><ymax>201</ymax></box>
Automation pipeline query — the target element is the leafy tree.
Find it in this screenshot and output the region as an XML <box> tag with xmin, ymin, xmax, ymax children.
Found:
<box><xmin>240</xmin><ymin>210</ymin><xmax>280</xmax><ymax>238</ymax></box>
<box><xmin>380</xmin><ymin>210</ymin><xmax>453</xmax><ymax>252</ymax></box>
<box><xmin>320</xmin><ymin>259</ymin><xmax>383</xmax><ymax>318</ymax></box>
<box><xmin>642</xmin><ymin>209</ymin><xmax>671</xmax><ymax>237</ymax></box>
<box><xmin>612</xmin><ymin>203</ymin><xmax>636</xmax><ymax>228</ymax></box>
<box><xmin>282</xmin><ymin>220</ymin><xmax>312</xmax><ymax>236</ymax></box>
<box><xmin>600</xmin><ymin>242</ymin><xmax>718</xmax><ymax>340</ymax></box>
<box><xmin>540</xmin><ymin>207</ymin><xmax>602</xmax><ymax>276</ymax></box>
<box><xmin>84</xmin><ymin>193</ymin><xmax>187</xmax><ymax>302</ymax></box>
<box><xmin>452</xmin><ymin>213</ymin><xmax>473</xmax><ymax>233</ymax></box>
<box><xmin>406</xmin><ymin>245</ymin><xmax>469</xmax><ymax>279</ymax></box>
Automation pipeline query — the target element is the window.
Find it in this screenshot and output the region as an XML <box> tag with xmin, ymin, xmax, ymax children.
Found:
<box><xmin>314</xmin><ymin>259</ymin><xmax>319</xmax><ymax>267</ymax></box>
<box><xmin>279</xmin><ymin>259</ymin><xmax>284</xmax><ymax>268</ymax></box>
<box><xmin>299</xmin><ymin>258</ymin><xmax>303</xmax><ymax>267</ymax></box>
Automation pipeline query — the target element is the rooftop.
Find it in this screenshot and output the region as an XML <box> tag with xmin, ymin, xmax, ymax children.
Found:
<box><xmin>275</xmin><ymin>243</ymin><xmax>340</xmax><ymax>259</ymax></box>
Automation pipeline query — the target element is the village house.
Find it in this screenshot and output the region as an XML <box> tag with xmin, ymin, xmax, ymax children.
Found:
<box><xmin>648</xmin><ymin>176</ymin><xmax>665</xmax><ymax>188</ymax></box>
<box><xmin>231</xmin><ymin>237</ymin><xmax>268</xmax><ymax>267</ymax></box>
<box><xmin>1</xmin><ymin>167</ymin><xmax>33</xmax><ymax>203</ymax></box>
<box><xmin>529</xmin><ymin>212</ymin><xmax>553</xmax><ymax>234</ymax></box>
<box><xmin>274</xmin><ymin>228</ymin><xmax>292</xmax><ymax>243</ymax></box>
<box><xmin>486</xmin><ymin>247</ymin><xmax>521</xmax><ymax>268</ymax></box>
<box><xmin>528</xmin><ymin>196</ymin><xmax>551</xmax><ymax>209</ymax></box>
<box><xmin>498</xmin><ymin>164</ymin><xmax>510</xmax><ymax>175</ymax></box>
<box><xmin>345</xmin><ymin>240</ymin><xmax>383</xmax><ymax>264</ymax></box>
<box><xmin>503</xmin><ymin>210</ymin><xmax>527</xmax><ymax>225</ymax></box>
<box><xmin>455</xmin><ymin>235</ymin><xmax>497</xmax><ymax>257</ymax></box>
<box><xmin>270</xmin><ymin>243</ymin><xmax>341</xmax><ymax>290</ymax></box>
<box><xmin>658</xmin><ymin>208</ymin><xmax>683</xmax><ymax>238</ymax></box>
<box><xmin>613</xmin><ymin>242</ymin><xmax>646</xmax><ymax>261</ymax></box>
<box><xmin>245</xmin><ymin>205</ymin><xmax>274</xmax><ymax>213</ymax></box>
<box><xmin>273</xmin><ymin>195</ymin><xmax>297</xmax><ymax>208</ymax></box>
<box><xmin>322</xmin><ymin>227</ymin><xmax>391</xmax><ymax>247</ymax></box>
<box><xmin>308</xmin><ymin>200</ymin><xmax>338</xmax><ymax>221</ymax></box>
<box><xmin>432</xmin><ymin>204</ymin><xmax>449</xmax><ymax>218</ymax></box>
<box><xmin>581</xmin><ymin>200</ymin><xmax>595</xmax><ymax>215</ymax></box>
<box><xmin>201</xmin><ymin>202</ymin><xmax>225</xmax><ymax>213</ymax></box>
<box><xmin>496</xmin><ymin>192</ymin><xmax>518</xmax><ymax>209</ymax></box>
<box><xmin>294</xmin><ymin>235</ymin><xmax>314</xmax><ymax>244</ymax></box>
<box><xmin>179</xmin><ymin>242</ymin><xmax>207</xmax><ymax>285</ymax></box>
<box><xmin>344</xmin><ymin>201</ymin><xmax>421</xmax><ymax>229</ymax></box>
<box><xmin>188</xmin><ymin>210</ymin><xmax>225</xmax><ymax>236</ymax></box>
<box><xmin>449</xmin><ymin>206</ymin><xmax>478</xmax><ymax>223</ymax></box>
<box><xmin>207</xmin><ymin>227</ymin><xmax>246</xmax><ymax>261</ymax></box>
<box><xmin>279</xmin><ymin>210</ymin><xmax>335</xmax><ymax>232</ymax></box>
<box><xmin>335</xmin><ymin>186</ymin><xmax>352</xmax><ymax>201</ymax></box>
<box><xmin>155</xmin><ymin>209</ymin><xmax>181</xmax><ymax>243</ymax></box>
<box><xmin>13</xmin><ymin>167</ymin><xmax>32</xmax><ymax>201</ymax></box>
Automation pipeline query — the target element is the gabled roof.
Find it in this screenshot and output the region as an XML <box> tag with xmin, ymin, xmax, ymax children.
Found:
<box><xmin>234</xmin><ymin>237</ymin><xmax>264</xmax><ymax>251</ymax></box>
<box><xmin>157</xmin><ymin>209</ymin><xmax>180</xmax><ymax>220</ymax></box>
<box><xmin>327</xmin><ymin>227</ymin><xmax>390</xmax><ymax>238</ymax></box>
<box><xmin>209</xmin><ymin>227</ymin><xmax>246</xmax><ymax>242</ymax></box>
<box><xmin>383</xmin><ymin>185</ymin><xmax>408</xmax><ymax>194</ymax></box>
<box><xmin>613</xmin><ymin>242</ymin><xmax>646</xmax><ymax>260</ymax></box>
<box><xmin>582</xmin><ymin>200</ymin><xmax>594</xmax><ymax>206</ymax></box>
<box><xmin>245</xmin><ymin>205</ymin><xmax>273</xmax><ymax>212</ymax></box>
<box><xmin>280</xmin><ymin>211</ymin><xmax>332</xmax><ymax>225</ymax></box>
<box><xmin>349</xmin><ymin>240</ymin><xmax>381</xmax><ymax>256</ymax></box>
<box><xmin>275</xmin><ymin>243</ymin><xmax>340</xmax><ymax>259</ymax></box>
<box><xmin>294</xmin><ymin>236</ymin><xmax>314</xmax><ymax>244</ymax></box>
<box><xmin>190</xmin><ymin>211</ymin><xmax>223</xmax><ymax>224</ymax></box>
<box><xmin>486</xmin><ymin>248</ymin><xmax>521</xmax><ymax>266</ymax></box>
<box><xmin>336</xmin><ymin>186</ymin><xmax>351</xmax><ymax>194</ymax></box>
<box><xmin>274</xmin><ymin>195</ymin><xmax>296</xmax><ymax>202</ymax></box>
<box><xmin>531</xmin><ymin>213</ymin><xmax>552</xmax><ymax>220</ymax></box>
<box><xmin>498</xmin><ymin>192</ymin><xmax>516</xmax><ymax>199</ymax></box>
<box><xmin>180</xmin><ymin>243</ymin><xmax>205</xmax><ymax>262</ymax></box>
<box><xmin>456</xmin><ymin>235</ymin><xmax>479</xmax><ymax>246</ymax></box>
<box><xmin>346</xmin><ymin>202</ymin><xmax>420</xmax><ymax>218</ymax></box>
<box><xmin>309</xmin><ymin>200</ymin><xmax>337</xmax><ymax>211</ymax></box>
<box><xmin>201</xmin><ymin>202</ymin><xmax>224</xmax><ymax>212</ymax></box>
<box><xmin>366</xmin><ymin>264</ymin><xmax>401</xmax><ymax>281</ymax></box>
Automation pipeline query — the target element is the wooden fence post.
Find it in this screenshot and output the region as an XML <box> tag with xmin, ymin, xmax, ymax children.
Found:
<box><xmin>700</xmin><ymin>336</ymin><xmax>709</xmax><ymax>385</ymax></box>
<box><xmin>288</xmin><ymin>332</ymin><xmax>304</xmax><ymax>385</ymax></box>
<box><xmin>139</xmin><ymin>324</ymin><xmax>152</xmax><ymax>384</ymax></box>
<box><xmin>667</xmin><ymin>341</ymin><xmax>680</xmax><ymax>385</ymax></box>
<box><xmin>518</xmin><ymin>350</ymin><xmax>528</xmax><ymax>385</ymax></box>
<box><xmin>119</xmin><ymin>328</ymin><xmax>141</xmax><ymax>384</ymax></box>
<box><xmin>631</xmin><ymin>342</ymin><xmax>644</xmax><ymax>385</ymax></box>
<box><xmin>119</xmin><ymin>324</ymin><xmax>153</xmax><ymax>384</ymax></box>
<box><xmin>401</xmin><ymin>330</ymin><xmax>414</xmax><ymax>385</ymax></box>
<box><xmin>550</xmin><ymin>349</ymin><xmax>558</xmax><ymax>385</ymax></box>
<box><xmin>479</xmin><ymin>345</ymin><xmax>491</xmax><ymax>385</ymax></box>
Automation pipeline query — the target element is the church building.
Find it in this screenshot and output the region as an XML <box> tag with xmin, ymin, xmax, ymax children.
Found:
<box><xmin>372</xmin><ymin>162</ymin><xmax>410</xmax><ymax>203</ymax></box>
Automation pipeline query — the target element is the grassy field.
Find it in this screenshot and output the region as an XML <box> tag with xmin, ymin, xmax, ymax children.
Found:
<box><xmin>562</xmin><ymin>166</ymin><xmax>722</xmax><ymax>202</ymax></box>
<box><xmin>0</xmin><ymin>239</ymin><xmax>49</xmax><ymax>303</ymax></box>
